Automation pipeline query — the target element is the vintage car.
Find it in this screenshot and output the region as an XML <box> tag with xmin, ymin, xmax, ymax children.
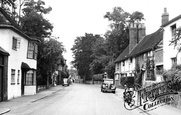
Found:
<box><xmin>101</xmin><ymin>79</ymin><xmax>116</xmax><ymax>93</ymax></box>
<box><xmin>62</xmin><ymin>78</ymin><xmax>69</xmax><ymax>86</ymax></box>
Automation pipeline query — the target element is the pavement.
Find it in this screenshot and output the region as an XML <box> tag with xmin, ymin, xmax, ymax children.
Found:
<box><xmin>115</xmin><ymin>88</ymin><xmax>181</xmax><ymax>115</ymax></box>
<box><xmin>0</xmin><ymin>85</ymin><xmax>64</xmax><ymax>115</ymax></box>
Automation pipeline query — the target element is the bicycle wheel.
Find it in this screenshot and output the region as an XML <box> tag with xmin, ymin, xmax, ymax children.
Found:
<box><xmin>124</xmin><ymin>99</ymin><xmax>136</xmax><ymax>110</ymax></box>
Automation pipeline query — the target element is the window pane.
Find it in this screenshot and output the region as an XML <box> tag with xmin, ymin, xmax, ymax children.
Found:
<box><xmin>34</xmin><ymin>52</ymin><xmax>37</xmax><ymax>59</ymax></box>
<box><xmin>26</xmin><ymin>70</ymin><xmax>33</xmax><ymax>85</ymax></box>
<box><xmin>27</xmin><ymin>50</ymin><xmax>33</xmax><ymax>58</ymax></box>
<box><xmin>17</xmin><ymin>70</ymin><xmax>20</xmax><ymax>84</ymax></box>
<box><xmin>33</xmin><ymin>71</ymin><xmax>36</xmax><ymax>85</ymax></box>
<box><xmin>35</xmin><ymin>44</ymin><xmax>38</xmax><ymax>53</ymax></box>
<box><xmin>12</xmin><ymin>37</ymin><xmax>17</xmax><ymax>50</ymax></box>
<box><xmin>28</xmin><ymin>42</ymin><xmax>34</xmax><ymax>50</ymax></box>
<box><xmin>11</xmin><ymin>69</ymin><xmax>15</xmax><ymax>84</ymax></box>
<box><xmin>0</xmin><ymin>55</ymin><xmax>3</xmax><ymax>65</ymax></box>
<box><xmin>28</xmin><ymin>42</ymin><xmax>37</xmax><ymax>59</ymax></box>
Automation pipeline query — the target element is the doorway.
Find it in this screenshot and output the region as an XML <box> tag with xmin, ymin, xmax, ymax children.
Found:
<box><xmin>21</xmin><ymin>70</ymin><xmax>26</xmax><ymax>95</ymax></box>
<box><xmin>0</xmin><ymin>67</ymin><xmax>3</xmax><ymax>102</ymax></box>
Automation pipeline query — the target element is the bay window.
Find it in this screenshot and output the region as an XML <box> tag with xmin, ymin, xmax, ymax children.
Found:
<box><xmin>25</xmin><ymin>70</ymin><xmax>36</xmax><ymax>85</ymax></box>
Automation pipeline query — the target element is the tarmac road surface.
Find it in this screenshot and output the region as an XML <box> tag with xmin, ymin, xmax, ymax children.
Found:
<box><xmin>4</xmin><ymin>84</ymin><xmax>146</xmax><ymax>115</ymax></box>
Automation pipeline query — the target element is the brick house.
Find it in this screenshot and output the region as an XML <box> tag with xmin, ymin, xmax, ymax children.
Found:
<box><xmin>0</xmin><ymin>8</ymin><xmax>39</xmax><ymax>101</ymax></box>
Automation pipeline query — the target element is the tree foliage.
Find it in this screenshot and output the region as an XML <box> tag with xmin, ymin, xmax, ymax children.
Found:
<box><xmin>170</xmin><ymin>27</ymin><xmax>181</xmax><ymax>51</ymax></box>
<box><xmin>163</xmin><ymin>64</ymin><xmax>181</xmax><ymax>91</ymax></box>
<box><xmin>71</xmin><ymin>33</ymin><xmax>103</xmax><ymax>81</ymax></box>
<box><xmin>20</xmin><ymin>0</ymin><xmax>53</xmax><ymax>39</ymax></box>
<box><xmin>130</xmin><ymin>11</ymin><xmax>145</xmax><ymax>23</ymax></box>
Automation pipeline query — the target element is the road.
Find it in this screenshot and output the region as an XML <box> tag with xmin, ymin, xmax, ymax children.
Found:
<box><xmin>5</xmin><ymin>84</ymin><xmax>146</xmax><ymax>115</ymax></box>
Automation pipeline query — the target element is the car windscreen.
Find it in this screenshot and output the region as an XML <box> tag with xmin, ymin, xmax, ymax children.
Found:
<box><xmin>103</xmin><ymin>80</ymin><xmax>113</xmax><ymax>84</ymax></box>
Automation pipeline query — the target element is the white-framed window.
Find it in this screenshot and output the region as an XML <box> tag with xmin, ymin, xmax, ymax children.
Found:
<box><xmin>12</xmin><ymin>37</ymin><xmax>21</xmax><ymax>50</ymax></box>
<box><xmin>171</xmin><ymin>57</ymin><xmax>177</xmax><ymax>66</ymax></box>
<box><xmin>12</xmin><ymin>37</ymin><xmax>17</xmax><ymax>50</ymax></box>
<box><xmin>171</xmin><ymin>24</ymin><xmax>176</xmax><ymax>39</ymax></box>
<box><xmin>11</xmin><ymin>69</ymin><xmax>15</xmax><ymax>85</ymax></box>
<box><xmin>27</xmin><ymin>42</ymin><xmax>38</xmax><ymax>59</ymax></box>
<box><xmin>17</xmin><ymin>70</ymin><xmax>20</xmax><ymax>84</ymax></box>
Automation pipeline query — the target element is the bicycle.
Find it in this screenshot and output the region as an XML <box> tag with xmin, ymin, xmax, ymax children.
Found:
<box><xmin>123</xmin><ymin>83</ymin><xmax>141</xmax><ymax>110</ymax></box>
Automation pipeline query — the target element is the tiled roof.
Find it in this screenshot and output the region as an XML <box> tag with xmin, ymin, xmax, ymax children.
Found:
<box><xmin>114</xmin><ymin>28</ymin><xmax>163</xmax><ymax>63</ymax></box>
<box><xmin>0</xmin><ymin>46</ymin><xmax>9</xmax><ymax>56</ymax></box>
<box><xmin>114</xmin><ymin>46</ymin><xmax>129</xmax><ymax>63</ymax></box>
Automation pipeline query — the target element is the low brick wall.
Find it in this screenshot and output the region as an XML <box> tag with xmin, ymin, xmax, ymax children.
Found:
<box><xmin>37</xmin><ymin>85</ymin><xmax>47</xmax><ymax>92</ymax></box>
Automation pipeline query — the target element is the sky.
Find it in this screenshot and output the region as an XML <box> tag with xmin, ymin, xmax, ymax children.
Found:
<box><xmin>43</xmin><ymin>0</ymin><xmax>181</xmax><ymax>69</ymax></box>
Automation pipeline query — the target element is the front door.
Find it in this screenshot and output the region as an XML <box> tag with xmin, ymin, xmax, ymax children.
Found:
<box><xmin>0</xmin><ymin>67</ymin><xmax>3</xmax><ymax>101</ymax></box>
<box><xmin>21</xmin><ymin>70</ymin><xmax>26</xmax><ymax>95</ymax></box>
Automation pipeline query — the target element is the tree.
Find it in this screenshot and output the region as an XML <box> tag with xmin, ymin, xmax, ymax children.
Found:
<box><xmin>89</xmin><ymin>35</ymin><xmax>106</xmax><ymax>74</ymax></box>
<box><xmin>37</xmin><ymin>37</ymin><xmax>65</xmax><ymax>86</ymax></box>
<box><xmin>129</xmin><ymin>11</ymin><xmax>145</xmax><ymax>23</ymax></box>
<box><xmin>71</xmin><ymin>33</ymin><xmax>100</xmax><ymax>82</ymax></box>
<box><xmin>20</xmin><ymin>0</ymin><xmax>53</xmax><ymax>38</ymax></box>
<box><xmin>103</xmin><ymin>7</ymin><xmax>130</xmax><ymax>78</ymax></box>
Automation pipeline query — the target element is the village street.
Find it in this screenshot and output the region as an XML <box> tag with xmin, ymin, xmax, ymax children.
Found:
<box><xmin>0</xmin><ymin>84</ymin><xmax>149</xmax><ymax>115</ymax></box>
<box><xmin>0</xmin><ymin>83</ymin><xmax>181</xmax><ymax>115</ymax></box>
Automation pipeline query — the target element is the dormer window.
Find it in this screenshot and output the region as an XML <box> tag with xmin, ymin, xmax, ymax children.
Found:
<box><xmin>27</xmin><ymin>42</ymin><xmax>38</xmax><ymax>59</ymax></box>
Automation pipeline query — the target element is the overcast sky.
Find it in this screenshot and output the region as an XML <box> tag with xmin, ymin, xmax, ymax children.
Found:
<box><xmin>43</xmin><ymin>0</ymin><xmax>181</xmax><ymax>68</ymax></box>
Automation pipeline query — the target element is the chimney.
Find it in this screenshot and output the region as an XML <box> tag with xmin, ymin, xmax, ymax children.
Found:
<box><xmin>129</xmin><ymin>23</ymin><xmax>146</xmax><ymax>53</ymax></box>
<box><xmin>162</xmin><ymin>8</ymin><xmax>169</xmax><ymax>25</ymax></box>
<box><xmin>129</xmin><ymin>23</ymin><xmax>137</xmax><ymax>53</ymax></box>
<box><xmin>138</xmin><ymin>23</ymin><xmax>146</xmax><ymax>42</ymax></box>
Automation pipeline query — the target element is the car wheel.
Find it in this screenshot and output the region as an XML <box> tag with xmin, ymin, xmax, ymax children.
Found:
<box><xmin>112</xmin><ymin>91</ymin><xmax>115</xmax><ymax>93</ymax></box>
